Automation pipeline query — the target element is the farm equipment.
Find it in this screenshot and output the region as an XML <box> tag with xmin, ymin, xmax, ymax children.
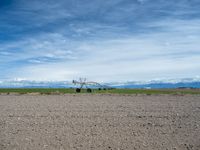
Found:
<box><xmin>72</xmin><ymin>78</ymin><xmax>110</xmax><ymax>93</ymax></box>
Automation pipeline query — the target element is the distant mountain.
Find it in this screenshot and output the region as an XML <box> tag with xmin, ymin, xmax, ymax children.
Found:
<box><xmin>103</xmin><ymin>77</ymin><xmax>200</xmax><ymax>89</ymax></box>
<box><xmin>109</xmin><ymin>82</ymin><xmax>200</xmax><ymax>89</ymax></box>
<box><xmin>0</xmin><ymin>77</ymin><xmax>200</xmax><ymax>88</ymax></box>
<box><xmin>0</xmin><ymin>80</ymin><xmax>73</xmax><ymax>88</ymax></box>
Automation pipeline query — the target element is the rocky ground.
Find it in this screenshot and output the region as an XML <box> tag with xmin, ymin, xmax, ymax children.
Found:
<box><xmin>0</xmin><ymin>94</ymin><xmax>200</xmax><ymax>150</ymax></box>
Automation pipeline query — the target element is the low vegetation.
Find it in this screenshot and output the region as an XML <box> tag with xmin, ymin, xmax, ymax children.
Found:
<box><xmin>0</xmin><ymin>88</ymin><xmax>200</xmax><ymax>95</ymax></box>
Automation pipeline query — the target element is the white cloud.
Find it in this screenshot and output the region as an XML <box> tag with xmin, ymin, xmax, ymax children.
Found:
<box><xmin>1</xmin><ymin>0</ymin><xmax>200</xmax><ymax>82</ymax></box>
<box><xmin>8</xmin><ymin>26</ymin><xmax>200</xmax><ymax>82</ymax></box>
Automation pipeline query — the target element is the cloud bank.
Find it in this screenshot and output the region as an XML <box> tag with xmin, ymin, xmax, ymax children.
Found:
<box><xmin>0</xmin><ymin>0</ymin><xmax>200</xmax><ymax>82</ymax></box>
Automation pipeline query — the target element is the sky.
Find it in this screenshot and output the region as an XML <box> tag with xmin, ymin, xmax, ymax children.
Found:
<box><xmin>0</xmin><ymin>0</ymin><xmax>200</xmax><ymax>82</ymax></box>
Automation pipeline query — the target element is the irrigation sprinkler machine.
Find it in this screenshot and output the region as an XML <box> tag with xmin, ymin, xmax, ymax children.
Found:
<box><xmin>72</xmin><ymin>78</ymin><xmax>109</xmax><ymax>93</ymax></box>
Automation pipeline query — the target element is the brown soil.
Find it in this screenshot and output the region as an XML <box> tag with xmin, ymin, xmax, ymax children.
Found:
<box><xmin>0</xmin><ymin>94</ymin><xmax>200</xmax><ymax>150</ymax></box>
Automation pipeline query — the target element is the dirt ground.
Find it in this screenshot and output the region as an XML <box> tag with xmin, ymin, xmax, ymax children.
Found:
<box><xmin>0</xmin><ymin>94</ymin><xmax>200</xmax><ymax>150</ymax></box>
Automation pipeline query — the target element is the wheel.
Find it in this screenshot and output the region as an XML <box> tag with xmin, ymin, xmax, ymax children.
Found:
<box><xmin>98</xmin><ymin>88</ymin><xmax>101</xmax><ymax>90</ymax></box>
<box><xmin>87</xmin><ymin>88</ymin><xmax>92</xmax><ymax>93</ymax></box>
<box><xmin>76</xmin><ymin>88</ymin><xmax>81</xmax><ymax>93</ymax></box>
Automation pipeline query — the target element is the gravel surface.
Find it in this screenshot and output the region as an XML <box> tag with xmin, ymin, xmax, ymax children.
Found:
<box><xmin>0</xmin><ymin>94</ymin><xmax>200</xmax><ymax>150</ymax></box>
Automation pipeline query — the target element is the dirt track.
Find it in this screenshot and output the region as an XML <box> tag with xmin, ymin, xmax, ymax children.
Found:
<box><xmin>0</xmin><ymin>94</ymin><xmax>200</xmax><ymax>150</ymax></box>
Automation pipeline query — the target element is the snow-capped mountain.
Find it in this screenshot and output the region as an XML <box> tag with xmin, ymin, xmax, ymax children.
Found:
<box><xmin>0</xmin><ymin>77</ymin><xmax>200</xmax><ymax>88</ymax></box>
<box><xmin>0</xmin><ymin>80</ymin><xmax>73</xmax><ymax>88</ymax></box>
<box><xmin>106</xmin><ymin>77</ymin><xmax>200</xmax><ymax>89</ymax></box>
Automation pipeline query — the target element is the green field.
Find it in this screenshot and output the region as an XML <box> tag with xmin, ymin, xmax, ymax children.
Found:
<box><xmin>0</xmin><ymin>88</ymin><xmax>200</xmax><ymax>95</ymax></box>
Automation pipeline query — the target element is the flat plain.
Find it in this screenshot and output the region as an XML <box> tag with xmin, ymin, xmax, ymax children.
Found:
<box><xmin>0</xmin><ymin>94</ymin><xmax>200</xmax><ymax>150</ymax></box>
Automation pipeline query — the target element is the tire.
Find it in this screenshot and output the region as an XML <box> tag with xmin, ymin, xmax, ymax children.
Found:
<box><xmin>76</xmin><ymin>88</ymin><xmax>81</xmax><ymax>93</ymax></box>
<box><xmin>87</xmin><ymin>88</ymin><xmax>92</xmax><ymax>93</ymax></box>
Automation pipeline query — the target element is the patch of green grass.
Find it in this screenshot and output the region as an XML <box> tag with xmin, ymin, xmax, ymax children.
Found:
<box><xmin>0</xmin><ymin>88</ymin><xmax>75</xmax><ymax>94</ymax></box>
<box><xmin>0</xmin><ymin>88</ymin><xmax>200</xmax><ymax>95</ymax></box>
<box><xmin>93</xmin><ymin>89</ymin><xmax>200</xmax><ymax>95</ymax></box>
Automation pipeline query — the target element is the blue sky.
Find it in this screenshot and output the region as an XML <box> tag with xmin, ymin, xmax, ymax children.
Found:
<box><xmin>0</xmin><ymin>0</ymin><xmax>200</xmax><ymax>82</ymax></box>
